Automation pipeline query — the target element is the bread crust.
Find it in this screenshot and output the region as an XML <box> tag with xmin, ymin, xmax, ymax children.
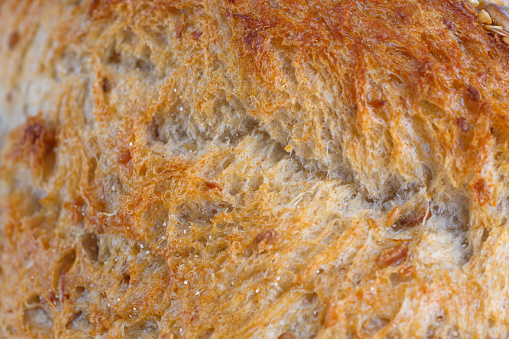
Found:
<box><xmin>2</xmin><ymin>0</ymin><xmax>509</xmax><ymax>338</ymax></box>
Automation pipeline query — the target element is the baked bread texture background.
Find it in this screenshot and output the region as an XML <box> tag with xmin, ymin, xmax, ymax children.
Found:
<box><xmin>2</xmin><ymin>0</ymin><xmax>509</xmax><ymax>337</ymax></box>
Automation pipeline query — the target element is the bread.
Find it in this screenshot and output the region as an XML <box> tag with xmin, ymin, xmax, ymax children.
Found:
<box><xmin>2</xmin><ymin>0</ymin><xmax>509</xmax><ymax>337</ymax></box>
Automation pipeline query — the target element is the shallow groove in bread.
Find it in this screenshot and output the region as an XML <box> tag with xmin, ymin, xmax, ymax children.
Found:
<box><xmin>3</xmin><ymin>0</ymin><xmax>509</xmax><ymax>338</ymax></box>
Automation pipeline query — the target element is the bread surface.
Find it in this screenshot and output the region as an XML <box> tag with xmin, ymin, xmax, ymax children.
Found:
<box><xmin>2</xmin><ymin>0</ymin><xmax>509</xmax><ymax>338</ymax></box>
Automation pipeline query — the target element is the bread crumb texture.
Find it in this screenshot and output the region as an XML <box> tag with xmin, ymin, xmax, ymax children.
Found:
<box><xmin>2</xmin><ymin>0</ymin><xmax>509</xmax><ymax>338</ymax></box>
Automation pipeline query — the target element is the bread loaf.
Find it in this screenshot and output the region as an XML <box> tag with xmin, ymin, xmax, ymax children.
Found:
<box><xmin>2</xmin><ymin>0</ymin><xmax>509</xmax><ymax>337</ymax></box>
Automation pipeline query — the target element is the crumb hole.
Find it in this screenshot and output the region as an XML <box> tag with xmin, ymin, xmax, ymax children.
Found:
<box><xmin>81</xmin><ymin>233</ymin><xmax>99</xmax><ymax>262</ymax></box>
<box><xmin>88</xmin><ymin>156</ymin><xmax>98</xmax><ymax>184</ymax></box>
<box><xmin>124</xmin><ymin>318</ymin><xmax>160</xmax><ymax>339</ymax></box>
<box><xmin>198</xmin><ymin>328</ymin><xmax>215</xmax><ymax>339</ymax></box>
<box><xmin>52</xmin><ymin>249</ymin><xmax>76</xmax><ymax>289</ymax></box>
<box><xmin>23</xmin><ymin>306</ymin><xmax>53</xmax><ymax>335</ymax></box>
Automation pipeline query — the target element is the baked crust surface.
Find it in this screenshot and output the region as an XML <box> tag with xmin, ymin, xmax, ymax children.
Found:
<box><xmin>2</xmin><ymin>0</ymin><xmax>509</xmax><ymax>337</ymax></box>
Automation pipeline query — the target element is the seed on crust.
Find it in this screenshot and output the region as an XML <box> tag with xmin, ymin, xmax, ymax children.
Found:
<box><xmin>467</xmin><ymin>0</ymin><xmax>480</xmax><ymax>7</ymax></box>
<box><xmin>484</xmin><ymin>24</ymin><xmax>503</xmax><ymax>30</ymax></box>
<box><xmin>385</xmin><ymin>206</ymin><xmax>400</xmax><ymax>227</ymax></box>
<box><xmin>393</xmin><ymin>207</ymin><xmax>432</xmax><ymax>231</ymax></box>
<box><xmin>479</xmin><ymin>0</ymin><xmax>490</xmax><ymax>8</ymax></box>
<box><xmin>378</xmin><ymin>243</ymin><xmax>409</xmax><ymax>267</ymax></box>
<box><xmin>205</xmin><ymin>181</ymin><xmax>222</xmax><ymax>190</ymax></box>
<box><xmin>484</xmin><ymin>3</ymin><xmax>509</xmax><ymax>29</ymax></box>
<box><xmin>503</xmin><ymin>36</ymin><xmax>509</xmax><ymax>45</ymax></box>
<box><xmin>369</xmin><ymin>99</ymin><xmax>386</xmax><ymax>109</ymax></box>
<box><xmin>478</xmin><ymin>9</ymin><xmax>493</xmax><ymax>24</ymax></box>
<box><xmin>484</xmin><ymin>25</ymin><xmax>509</xmax><ymax>37</ymax></box>
<box><xmin>367</xmin><ymin>217</ymin><xmax>379</xmax><ymax>229</ymax></box>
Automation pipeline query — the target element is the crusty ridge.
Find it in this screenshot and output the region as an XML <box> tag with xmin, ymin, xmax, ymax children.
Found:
<box><xmin>2</xmin><ymin>0</ymin><xmax>509</xmax><ymax>338</ymax></box>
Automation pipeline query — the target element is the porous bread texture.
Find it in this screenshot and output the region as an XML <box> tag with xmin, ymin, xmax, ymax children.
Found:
<box><xmin>2</xmin><ymin>0</ymin><xmax>509</xmax><ymax>338</ymax></box>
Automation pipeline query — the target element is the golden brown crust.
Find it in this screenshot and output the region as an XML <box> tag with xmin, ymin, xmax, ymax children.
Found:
<box><xmin>2</xmin><ymin>0</ymin><xmax>509</xmax><ymax>338</ymax></box>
